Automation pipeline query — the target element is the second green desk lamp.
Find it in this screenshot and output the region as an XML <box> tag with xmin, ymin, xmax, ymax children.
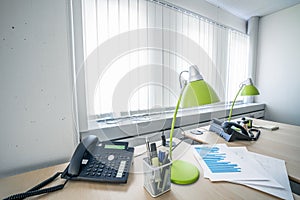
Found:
<box><xmin>228</xmin><ymin>78</ymin><xmax>260</xmax><ymax>121</ymax></box>
<box><xmin>169</xmin><ymin>65</ymin><xmax>219</xmax><ymax>185</ymax></box>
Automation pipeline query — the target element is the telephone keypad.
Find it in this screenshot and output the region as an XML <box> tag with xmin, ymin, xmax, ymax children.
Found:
<box><xmin>79</xmin><ymin>147</ymin><xmax>134</xmax><ymax>183</ymax></box>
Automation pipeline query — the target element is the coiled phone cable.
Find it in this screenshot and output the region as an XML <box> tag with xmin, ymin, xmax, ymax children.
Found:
<box><xmin>3</xmin><ymin>172</ymin><xmax>68</xmax><ymax>200</ymax></box>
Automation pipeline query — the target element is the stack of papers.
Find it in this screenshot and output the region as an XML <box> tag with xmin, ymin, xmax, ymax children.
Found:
<box><xmin>193</xmin><ymin>144</ymin><xmax>293</xmax><ymax>200</ymax></box>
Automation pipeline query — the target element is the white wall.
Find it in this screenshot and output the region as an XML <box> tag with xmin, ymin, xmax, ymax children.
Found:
<box><xmin>256</xmin><ymin>4</ymin><xmax>300</xmax><ymax>126</ymax></box>
<box><xmin>168</xmin><ymin>0</ymin><xmax>246</xmax><ymax>33</ymax></box>
<box><xmin>0</xmin><ymin>0</ymin><xmax>76</xmax><ymax>177</ymax></box>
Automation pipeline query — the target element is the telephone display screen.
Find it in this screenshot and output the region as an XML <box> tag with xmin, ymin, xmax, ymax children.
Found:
<box><xmin>104</xmin><ymin>144</ymin><xmax>126</xmax><ymax>150</ymax></box>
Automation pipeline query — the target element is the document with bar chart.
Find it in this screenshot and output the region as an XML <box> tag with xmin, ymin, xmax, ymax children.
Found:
<box><xmin>197</xmin><ymin>146</ymin><xmax>241</xmax><ymax>173</ymax></box>
<box><xmin>193</xmin><ymin>144</ymin><xmax>272</xmax><ymax>182</ymax></box>
<box><xmin>193</xmin><ymin>144</ymin><xmax>293</xmax><ymax>200</ymax></box>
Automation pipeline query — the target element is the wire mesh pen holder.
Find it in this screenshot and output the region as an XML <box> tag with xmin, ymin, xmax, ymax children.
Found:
<box><xmin>143</xmin><ymin>157</ymin><xmax>171</xmax><ymax>197</ymax></box>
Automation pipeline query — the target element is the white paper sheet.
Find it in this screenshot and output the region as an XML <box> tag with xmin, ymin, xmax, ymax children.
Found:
<box><xmin>229</xmin><ymin>147</ymin><xmax>283</xmax><ymax>188</ymax></box>
<box><xmin>193</xmin><ymin>144</ymin><xmax>294</xmax><ymax>200</ymax></box>
<box><xmin>238</xmin><ymin>152</ymin><xmax>293</xmax><ymax>200</ymax></box>
<box><xmin>193</xmin><ymin>144</ymin><xmax>271</xmax><ymax>182</ymax></box>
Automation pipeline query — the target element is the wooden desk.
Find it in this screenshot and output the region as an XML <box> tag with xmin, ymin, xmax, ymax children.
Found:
<box><xmin>1</xmin><ymin>119</ymin><xmax>300</xmax><ymax>199</ymax></box>
<box><xmin>184</xmin><ymin>118</ymin><xmax>300</xmax><ymax>184</ymax></box>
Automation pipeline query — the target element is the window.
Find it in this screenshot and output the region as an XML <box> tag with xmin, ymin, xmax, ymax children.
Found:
<box><xmin>227</xmin><ymin>30</ymin><xmax>250</xmax><ymax>101</ymax></box>
<box><xmin>76</xmin><ymin>0</ymin><xmax>250</xmax><ymax>130</ymax></box>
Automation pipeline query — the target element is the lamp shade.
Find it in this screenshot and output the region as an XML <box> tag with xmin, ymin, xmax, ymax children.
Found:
<box><xmin>228</xmin><ymin>78</ymin><xmax>260</xmax><ymax>121</ymax></box>
<box><xmin>181</xmin><ymin>80</ymin><xmax>220</xmax><ymax>108</ymax></box>
<box><xmin>240</xmin><ymin>84</ymin><xmax>260</xmax><ymax>96</ymax></box>
<box><xmin>181</xmin><ymin>65</ymin><xmax>219</xmax><ymax>108</ymax></box>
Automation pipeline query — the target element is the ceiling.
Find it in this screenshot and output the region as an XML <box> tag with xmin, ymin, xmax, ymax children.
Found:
<box><xmin>205</xmin><ymin>0</ymin><xmax>300</xmax><ymax>20</ymax></box>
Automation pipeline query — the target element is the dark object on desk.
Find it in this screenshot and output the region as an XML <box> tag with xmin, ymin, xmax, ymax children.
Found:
<box><xmin>62</xmin><ymin>135</ymin><xmax>134</xmax><ymax>184</ymax></box>
<box><xmin>209</xmin><ymin>118</ymin><xmax>260</xmax><ymax>142</ymax></box>
<box><xmin>161</xmin><ymin>132</ymin><xmax>166</xmax><ymax>146</ymax></box>
<box><xmin>241</xmin><ymin>117</ymin><xmax>253</xmax><ymax>128</ymax></box>
<box><xmin>3</xmin><ymin>172</ymin><xmax>68</xmax><ymax>200</ymax></box>
<box><xmin>150</xmin><ymin>143</ymin><xmax>158</xmax><ymax>160</ymax></box>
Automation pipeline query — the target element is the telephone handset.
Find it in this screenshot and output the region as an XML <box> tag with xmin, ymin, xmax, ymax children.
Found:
<box><xmin>61</xmin><ymin>135</ymin><xmax>135</xmax><ymax>184</ymax></box>
<box><xmin>209</xmin><ymin>118</ymin><xmax>260</xmax><ymax>142</ymax></box>
<box><xmin>67</xmin><ymin>135</ymin><xmax>98</xmax><ymax>176</ymax></box>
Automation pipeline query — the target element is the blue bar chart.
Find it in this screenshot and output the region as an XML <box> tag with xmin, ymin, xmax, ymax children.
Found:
<box><xmin>195</xmin><ymin>147</ymin><xmax>241</xmax><ymax>173</ymax></box>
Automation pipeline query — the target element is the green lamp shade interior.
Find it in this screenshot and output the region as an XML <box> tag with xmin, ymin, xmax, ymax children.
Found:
<box><xmin>240</xmin><ymin>85</ymin><xmax>260</xmax><ymax>96</ymax></box>
<box><xmin>171</xmin><ymin>160</ymin><xmax>200</xmax><ymax>184</ymax></box>
<box><xmin>181</xmin><ymin>80</ymin><xmax>220</xmax><ymax>108</ymax></box>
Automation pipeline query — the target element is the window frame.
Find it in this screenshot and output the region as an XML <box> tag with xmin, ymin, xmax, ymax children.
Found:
<box><xmin>70</xmin><ymin>0</ymin><xmax>256</xmax><ymax>137</ymax></box>
<box><xmin>82</xmin><ymin>102</ymin><xmax>265</xmax><ymax>142</ymax></box>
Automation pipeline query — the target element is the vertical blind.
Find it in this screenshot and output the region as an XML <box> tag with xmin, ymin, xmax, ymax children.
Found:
<box><xmin>81</xmin><ymin>0</ymin><xmax>249</xmax><ymax>120</ymax></box>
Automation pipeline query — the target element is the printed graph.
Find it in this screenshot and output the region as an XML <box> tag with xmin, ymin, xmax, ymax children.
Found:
<box><xmin>195</xmin><ymin>146</ymin><xmax>241</xmax><ymax>173</ymax></box>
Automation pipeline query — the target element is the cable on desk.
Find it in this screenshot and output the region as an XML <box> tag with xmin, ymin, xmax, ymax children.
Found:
<box><xmin>3</xmin><ymin>172</ymin><xmax>68</xmax><ymax>200</ymax></box>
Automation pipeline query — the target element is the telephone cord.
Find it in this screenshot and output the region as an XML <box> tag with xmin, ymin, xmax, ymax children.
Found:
<box><xmin>3</xmin><ymin>172</ymin><xmax>68</xmax><ymax>200</ymax></box>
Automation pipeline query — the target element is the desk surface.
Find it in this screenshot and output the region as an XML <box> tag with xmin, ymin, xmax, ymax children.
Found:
<box><xmin>184</xmin><ymin>118</ymin><xmax>300</xmax><ymax>184</ymax></box>
<box><xmin>1</xmin><ymin>119</ymin><xmax>300</xmax><ymax>200</ymax></box>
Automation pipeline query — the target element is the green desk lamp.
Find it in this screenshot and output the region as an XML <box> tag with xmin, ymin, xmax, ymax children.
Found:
<box><xmin>169</xmin><ymin>65</ymin><xmax>220</xmax><ymax>185</ymax></box>
<box><xmin>228</xmin><ymin>78</ymin><xmax>259</xmax><ymax>121</ymax></box>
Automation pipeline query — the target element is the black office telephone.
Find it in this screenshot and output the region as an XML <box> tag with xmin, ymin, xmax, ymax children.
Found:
<box><xmin>209</xmin><ymin>118</ymin><xmax>260</xmax><ymax>142</ymax></box>
<box><xmin>4</xmin><ymin>135</ymin><xmax>134</xmax><ymax>200</ymax></box>
<box><xmin>61</xmin><ymin>135</ymin><xmax>135</xmax><ymax>183</ymax></box>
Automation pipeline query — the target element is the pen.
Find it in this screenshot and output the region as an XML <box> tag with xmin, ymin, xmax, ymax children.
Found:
<box><xmin>161</xmin><ymin>168</ymin><xmax>170</xmax><ymax>191</ymax></box>
<box><xmin>161</xmin><ymin>132</ymin><xmax>166</xmax><ymax>146</ymax></box>
<box><xmin>145</xmin><ymin>137</ymin><xmax>151</xmax><ymax>164</ymax></box>
<box><xmin>146</xmin><ymin>172</ymin><xmax>157</xmax><ymax>195</ymax></box>
<box><xmin>150</xmin><ymin>143</ymin><xmax>162</xmax><ymax>184</ymax></box>
<box><xmin>150</xmin><ymin>143</ymin><xmax>158</xmax><ymax>160</ymax></box>
<box><xmin>158</xmin><ymin>150</ymin><xmax>166</xmax><ymax>164</ymax></box>
<box><xmin>151</xmin><ymin>157</ymin><xmax>161</xmax><ymax>182</ymax></box>
<box><xmin>163</xmin><ymin>153</ymin><xmax>169</xmax><ymax>165</ymax></box>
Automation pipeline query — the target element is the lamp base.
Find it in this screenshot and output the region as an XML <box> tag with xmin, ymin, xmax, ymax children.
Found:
<box><xmin>171</xmin><ymin>160</ymin><xmax>199</xmax><ymax>185</ymax></box>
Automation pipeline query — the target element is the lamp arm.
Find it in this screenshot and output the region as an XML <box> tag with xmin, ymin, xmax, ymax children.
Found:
<box><xmin>228</xmin><ymin>85</ymin><xmax>243</xmax><ymax>121</ymax></box>
<box><xmin>179</xmin><ymin>70</ymin><xmax>188</xmax><ymax>88</ymax></box>
<box><xmin>169</xmin><ymin>84</ymin><xmax>186</xmax><ymax>160</ymax></box>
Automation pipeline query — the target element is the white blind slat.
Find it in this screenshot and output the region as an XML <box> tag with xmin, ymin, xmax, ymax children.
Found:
<box><xmin>82</xmin><ymin>0</ymin><xmax>249</xmax><ymax>120</ymax></box>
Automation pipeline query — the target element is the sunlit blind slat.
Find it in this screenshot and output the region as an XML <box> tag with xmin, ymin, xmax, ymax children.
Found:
<box><xmin>82</xmin><ymin>0</ymin><xmax>249</xmax><ymax>121</ymax></box>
